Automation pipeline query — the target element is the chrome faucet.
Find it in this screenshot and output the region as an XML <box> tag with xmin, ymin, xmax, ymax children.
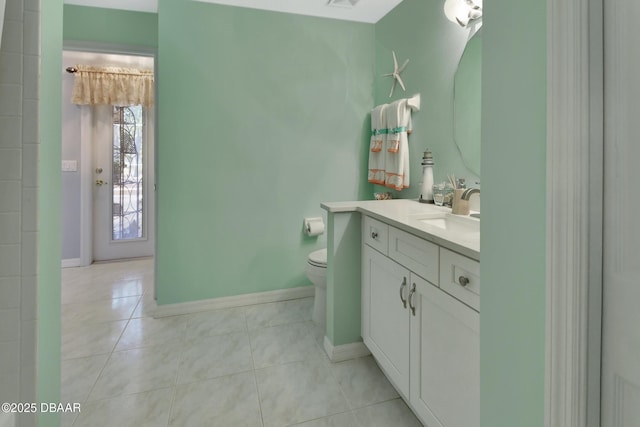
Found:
<box><xmin>461</xmin><ymin>188</ymin><xmax>480</xmax><ymax>200</ymax></box>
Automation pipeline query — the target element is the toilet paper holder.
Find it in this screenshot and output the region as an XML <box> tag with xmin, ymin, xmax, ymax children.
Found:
<box><xmin>303</xmin><ymin>217</ymin><xmax>325</xmax><ymax>237</ymax></box>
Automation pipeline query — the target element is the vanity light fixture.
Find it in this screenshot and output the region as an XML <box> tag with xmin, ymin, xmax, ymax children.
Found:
<box><xmin>443</xmin><ymin>0</ymin><xmax>482</xmax><ymax>27</ymax></box>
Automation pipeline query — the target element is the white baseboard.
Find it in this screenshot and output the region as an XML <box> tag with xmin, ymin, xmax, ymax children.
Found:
<box><xmin>61</xmin><ymin>258</ymin><xmax>81</xmax><ymax>268</ymax></box>
<box><xmin>323</xmin><ymin>335</ymin><xmax>370</xmax><ymax>363</ymax></box>
<box><xmin>153</xmin><ymin>285</ymin><xmax>315</xmax><ymax>318</ymax></box>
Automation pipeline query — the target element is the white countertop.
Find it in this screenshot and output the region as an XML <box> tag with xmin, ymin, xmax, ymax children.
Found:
<box><xmin>321</xmin><ymin>199</ymin><xmax>480</xmax><ymax>261</ymax></box>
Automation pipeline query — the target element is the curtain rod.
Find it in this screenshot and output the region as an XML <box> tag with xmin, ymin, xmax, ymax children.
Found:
<box><xmin>65</xmin><ymin>66</ymin><xmax>153</xmax><ymax>76</ymax></box>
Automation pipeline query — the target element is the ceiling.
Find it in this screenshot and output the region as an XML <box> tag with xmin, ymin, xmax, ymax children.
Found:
<box><xmin>63</xmin><ymin>0</ymin><xmax>404</xmax><ymax>23</ymax></box>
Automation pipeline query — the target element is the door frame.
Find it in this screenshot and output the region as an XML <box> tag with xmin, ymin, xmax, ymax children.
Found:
<box><xmin>545</xmin><ymin>0</ymin><xmax>603</xmax><ymax>426</ymax></box>
<box><xmin>63</xmin><ymin>41</ymin><xmax>158</xmax><ymax>266</ymax></box>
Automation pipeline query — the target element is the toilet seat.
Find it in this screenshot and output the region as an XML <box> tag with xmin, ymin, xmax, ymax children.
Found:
<box><xmin>307</xmin><ymin>248</ymin><xmax>327</xmax><ymax>268</ymax></box>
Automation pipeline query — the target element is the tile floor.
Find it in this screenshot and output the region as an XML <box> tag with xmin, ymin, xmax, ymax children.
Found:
<box><xmin>61</xmin><ymin>258</ymin><xmax>423</xmax><ymax>427</ymax></box>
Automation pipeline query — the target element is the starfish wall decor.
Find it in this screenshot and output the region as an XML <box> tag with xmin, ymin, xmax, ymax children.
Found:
<box><xmin>383</xmin><ymin>51</ymin><xmax>409</xmax><ymax>98</ymax></box>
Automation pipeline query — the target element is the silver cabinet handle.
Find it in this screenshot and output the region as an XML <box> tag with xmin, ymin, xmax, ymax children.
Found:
<box><xmin>458</xmin><ymin>276</ymin><xmax>470</xmax><ymax>287</ymax></box>
<box><xmin>399</xmin><ymin>277</ymin><xmax>407</xmax><ymax>308</ymax></box>
<box><xmin>371</xmin><ymin>231</ymin><xmax>378</xmax><ymax>240</ymax></box>
<box><xmin>408</xmin><ymin>283</ymin><xmax>417</xmax><ymax>316</ymax></box>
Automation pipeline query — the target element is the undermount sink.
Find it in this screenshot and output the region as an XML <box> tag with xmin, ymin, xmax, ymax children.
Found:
<box><xmin>409</xmin><ymin>212</ymin><xmax>479</xmax><ymax>237</ymax></box>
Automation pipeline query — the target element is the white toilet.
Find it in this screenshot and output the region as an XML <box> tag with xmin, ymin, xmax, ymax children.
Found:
<box><xmin>305</xmin><ymin>248</ymin><xmax>327</xmax><ymax>331</ymax></box>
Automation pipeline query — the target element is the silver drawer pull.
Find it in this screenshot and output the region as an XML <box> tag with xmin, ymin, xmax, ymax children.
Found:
<box><xmin>408</xmin><ymin>283</ymin><xmax>417</xmax><ymax>316</ymax></box>
<box><xmin>458</xmin><ymin>275</ymin><xmax>470</xmax><ymax>287</ymax></box>
<box><xmin>371</xmin><ymin>231</ymin><xmax>378</xmax><ymax>240</ymax></box>
<box><xmin>399</xmin><ymin>277</ymin><xmax>407</xmax><ymax>308</ymax></box>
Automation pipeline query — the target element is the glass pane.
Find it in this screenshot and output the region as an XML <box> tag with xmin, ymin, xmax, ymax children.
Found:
<box><xmin>112</xmin><ymin>105</ymin><xmax>144</xmax><ymax>240</ymax></box>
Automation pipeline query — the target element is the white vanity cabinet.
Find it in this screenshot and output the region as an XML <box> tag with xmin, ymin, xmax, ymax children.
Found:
<box><xmin>361</xmin><ymin>215</ymin><xmax>479</xmax><ymax>427</ymax></box>
<box><xmin>362</xmin><ymin>244</ymin><xmax>411</xmax><ymax>398</ymax></box>
<box><xmin>409</xmin><ymin>273</ymin><xmax>479</xmax><ymax>427</ymax></box>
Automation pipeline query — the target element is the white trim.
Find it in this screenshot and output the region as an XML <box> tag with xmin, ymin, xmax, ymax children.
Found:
<box><xmin>61</xmin><ymin>258</ymin><xmax>81</xmax><ymax>268</ymax></box>
<box><xmin>323</xmin><ymin>335</ymin><xmax>370</xmax><ymax>363</ymax></box>
<box><xmin>546</xmin><ymin>0</ymin><xmax>598</xmax><ymax>425</ymax></box>
<box><xmin>79</xmin><ymin>106</ymin><xmax>92</xmax><ymax>267</ymax></box>
<box><xmin>586</xmin><ymin>1</ymin><xmax>604</xmax><ymax>425</ymax></box>
<box><xmin>0</xmin><ymin>1</ymin><xmax>6</xmax><ymax>60</ymax></box>
<box><xmin>152</xmin><ymin>286</ymin><xmax>314</xmax><ymax>318</ymax></box>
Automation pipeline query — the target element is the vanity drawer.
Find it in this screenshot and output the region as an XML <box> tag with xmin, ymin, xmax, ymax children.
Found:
<box><xmin>388</xmin><ymin>226</ymin><xmax>439</xmax><ymax>285</ymax></box>
<box><xmin>439</xmin><ymin>248</ymin><xmax>480</xmax><ymax>311</ymax></box>
<box><xmin>363</xmin><ymin>216</ymin><xmax>389</xmax><ymax>255</ymax></box>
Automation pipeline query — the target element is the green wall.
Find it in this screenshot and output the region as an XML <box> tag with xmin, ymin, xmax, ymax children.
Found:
<box><xmin>374</xmin><ymin>0</ymin><xmax>480</xmax><ymax>199</ymax></box>
<box><xmin>63</xmin><ymin>5</ymin><xmax>158</xmax><ymax>48</ymax></box>
<box><xmin>376</xmin><ymin>1</ymin><xmax>548</xmax><ymax>425</ymax></box>
<box><xmin>40</xmin><ymin>0</ymin><xmax>63</xmax><ymax>425</ymax></box>
<box><xmin>156</xmin><ymin>0</ymin><xmax>375</xmax><ymax>304</ymax></box>
<box><xmin>481</xmin><ymin>1</ymin><xmax>547</xmax><ymax>426</ymax></box>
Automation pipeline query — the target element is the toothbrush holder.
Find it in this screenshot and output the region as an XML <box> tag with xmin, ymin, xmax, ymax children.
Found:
<box><xmin>451</xmin><ymin>189</ymin><xmax>470</xmax><ymax>215</ymax></box>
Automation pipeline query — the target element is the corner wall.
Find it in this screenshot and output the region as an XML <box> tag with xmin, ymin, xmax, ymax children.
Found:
<box><xmin>40</xmin><ymin>0</ymin><xmax>63</xmax><ymax>426</ymax></box>
<box><xmin>374</xmin><ymin>0</ymin><xmax>480</xmax><ymax>198</ymax></box>
<box><xmin>480</xmin><ymin>1</ymin><xmax>547</xmax><ymax>425</ymax></box>
<box><xmin>156</xmin><ymin>1</ymin><xmax>375</xmax><ymax>304</ymax></box>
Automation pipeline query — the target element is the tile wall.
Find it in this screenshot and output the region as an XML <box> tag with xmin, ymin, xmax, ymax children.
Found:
<box><xmin>0</xmin><ymin>0</ymin><xmax>40</xmax><ymax>426</ymax></box>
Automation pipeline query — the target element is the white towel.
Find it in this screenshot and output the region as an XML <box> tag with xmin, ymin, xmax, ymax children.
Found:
<box><xmin>384</xmin><ymin>99</ymin><xmax>413</xmax><ymax>191</ymax></box>
<box><xmin>368</xmin><ymin>104</ymin><xmax>388</xmax><ymax>185</ymax></box>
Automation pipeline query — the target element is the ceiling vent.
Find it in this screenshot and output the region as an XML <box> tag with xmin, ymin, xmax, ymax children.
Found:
<box><xmin>327</xmin><ymin>0</ymin><xmax>360</xmax><ymax>8</ymax></box>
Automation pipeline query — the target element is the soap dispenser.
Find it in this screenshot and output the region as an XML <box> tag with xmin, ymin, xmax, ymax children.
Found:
<box><xmin>419</xmin><ymin>149</ymin><xmax>434</xmax><ymax>204</ymax></box>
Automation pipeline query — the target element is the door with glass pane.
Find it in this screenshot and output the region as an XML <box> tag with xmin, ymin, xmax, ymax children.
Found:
<box><xmin>93</xmin><ymin>104</ymin><xmax>154</xmax><ymax>261</ymax></box>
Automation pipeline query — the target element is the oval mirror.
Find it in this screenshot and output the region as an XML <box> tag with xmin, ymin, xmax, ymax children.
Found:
<box><xmin>453</xmin><ymin>29</ymin><xmax>482</xmax><ymax>176</ymax></box>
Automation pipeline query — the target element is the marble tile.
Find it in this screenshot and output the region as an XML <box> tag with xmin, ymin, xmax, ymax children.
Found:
<box><xmin>289</xmin><ymin>411</ymin><xmax>361</xmax><ymax>427</ymax></box>
<box><xmin>74</xmin><ymin>388</ymin><xmax>173</xmax><ymax>427</ymax></box>
<box><xmin>131</xmin><ymin>293</ymin><xmax>156</xmax><ymax>318</ymax></box>
<box><xmin>352</xmin><ymin>398</ymin><xmax>422</xmax><ymax>427</ymax></box>
<box><xmin>61</xmin><ymin>296</ymin><xmax>140</xmax><ymax>326</ymax></box>
<box><xmin>61</xmin><ymin>278</ymin><xmax>144</xmax><ymax>305</ymax></box>
<box><xmin>87</xmin><ymin>343</ymin><xmax>182</xmax><ymax>401</ymax></box>
<box><xmin>255</xmin><ymin>358</ymin><xmax>349</xmax><ymax>427</ymax></box>
<box><xmin>61</xmin><ymin>411</ymin><xmax>79</xmax><ymax>427</ymax></box>
<box><xmin>61</xmin><ymin>354</ymin><xmax>109</xmax><ymax>404</ymax></box>
<box><xmin>249</xmin><ymin>321</ymin><xmax>324</xmax><ymax>369</ymax></box>
<box><xmin>176</xmin><ymin>332</ymin><xmax>253</xmax><ymax>385</ymax></box>
<box><xmin>62</xmin><ymin>258</ymin><xmax>153</xmax><ymax>290</ymax></box>
<box><xmin>330</xmin><ymin>356</ymin><xmax>399</xmax><ymax>409</ymax></box>
<box><xmin>61</xmin><ymin>320</ymin><xmax>127</xmax><ymax>360</ymax></box>
<box><xmin>245</xmin><ymin>297</ymin><xmax>314</xmax><ymax>330</ymax></box>
<box><xmin>308</xmin><ymin>318</ymin><xmax>327</xmax><ymax>348</ymax></box>
<box><xmin>170</xmin><ymin>371</ymin><xmax>262</xmax><ymax>427</ymax></box>
<box><xmin>116</xmin><ymin>316</ymin><xmax>188</xmax><ymax>351</ymax></box>
<box><xmin>183</xmin><ymin>307</ymin><xmax>247</xmax><ymax>339</ymax></box>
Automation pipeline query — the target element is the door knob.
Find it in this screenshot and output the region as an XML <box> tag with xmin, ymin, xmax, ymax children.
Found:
<box><xmin>95</xmin><ymin>179</ymin><xmax>108</xmax><ymax>186</ymax></box>
<box><xmin>95</xmin><ymin>167</ymin><xmax>103</xmax><ymax>174</ymax></box>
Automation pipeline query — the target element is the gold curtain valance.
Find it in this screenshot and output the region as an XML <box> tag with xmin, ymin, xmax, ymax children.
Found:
<box><xmin>71</xmin><ymin>65</ymin><xmax>154</xmax><ymax>107</ymax></box>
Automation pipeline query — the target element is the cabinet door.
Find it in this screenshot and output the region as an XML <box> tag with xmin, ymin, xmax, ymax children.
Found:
<box><xmin>410</xmin><ymin>274</ymin><xmax>479</xmax><ymax>427</ymax></box>
<box><xmin>362</xmin><ymin>245</ymin><xmax>411</xmax><ymax>397</ymax></box>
